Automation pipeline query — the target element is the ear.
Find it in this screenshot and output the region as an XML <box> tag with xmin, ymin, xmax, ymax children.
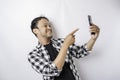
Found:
<box><xmin>33</xmin><ymin>28</ymin><xmax>39</xmax><ymax>35</ymax></box>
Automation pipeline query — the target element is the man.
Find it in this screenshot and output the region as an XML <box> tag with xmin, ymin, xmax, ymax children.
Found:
<box><xmin>28</xmin><ymin>16</ymin><xmax>100</xmax><ymax>80</ymax></box>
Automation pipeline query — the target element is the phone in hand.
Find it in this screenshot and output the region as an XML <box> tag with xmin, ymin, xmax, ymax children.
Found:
<box><xmin>88</xmin><ymin>15</ymin><xmax>95</xmax><ymax>35</ymax></box>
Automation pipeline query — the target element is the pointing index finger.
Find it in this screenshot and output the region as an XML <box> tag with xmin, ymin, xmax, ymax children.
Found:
<box><xmin>70</xmin><ymin>28</ymin><xmax>79</xmax><ymax>35</ymax></box>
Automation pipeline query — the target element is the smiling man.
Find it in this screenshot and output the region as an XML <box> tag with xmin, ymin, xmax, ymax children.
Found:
<box><xmin>28</xmin><ymin>16</ymin><xmax>100</xmax><ymax>80</ymax></box>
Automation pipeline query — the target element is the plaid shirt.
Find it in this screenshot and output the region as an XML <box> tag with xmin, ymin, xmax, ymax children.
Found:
<box><xmin>28</xmin><ymin>38</ymin><xmax>89</xmax><ymax>80</ymax></box>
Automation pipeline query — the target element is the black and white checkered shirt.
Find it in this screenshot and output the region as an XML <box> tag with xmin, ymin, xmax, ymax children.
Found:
<box><xmin>28</xmin><ymin>38</ymin><xmax>89</xmax><ymax>80</ymax></box>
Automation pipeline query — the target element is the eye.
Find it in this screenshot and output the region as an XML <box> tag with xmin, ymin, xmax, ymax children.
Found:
<box><xmin>44</xmin><ymin>25</ymin><xmax>47</xmax><ymax>27</ymax></box>
<box><xmin>49</xmin><ymin>24</ymin><xmax>51</xmax><ymax>27</ymax></box>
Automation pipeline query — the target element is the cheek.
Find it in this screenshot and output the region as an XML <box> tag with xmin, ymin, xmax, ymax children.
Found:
<box><xmin>39</xmin><ymin>28</ymin><xmax>47</xmax><ymax>34</ymax></box>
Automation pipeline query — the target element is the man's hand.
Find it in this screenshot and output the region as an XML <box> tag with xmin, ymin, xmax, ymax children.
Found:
<box><xmin>64</xmin><ymin>29</ymin><xmax>79</xmax><ymax>46</ymax></box>
<box><xmin>86</xmin><ymin>23</ymin><xmax>100</xmax><ymax>51</ymax></box>
<box><xmin>90</xmin><ymin>24</ymin><xmax>100</xmax><ymax>40</ymax></box>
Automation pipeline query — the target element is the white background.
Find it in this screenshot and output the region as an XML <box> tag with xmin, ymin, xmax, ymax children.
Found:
<box><xmin>0</xmin><ymin>0</ymin><xmax>120</xmax><ymax>80</ymax></box>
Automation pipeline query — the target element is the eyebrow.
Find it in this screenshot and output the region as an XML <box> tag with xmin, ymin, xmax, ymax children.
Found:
<box><xmin>43</xmin><ymin>22</ymin><xmax>50</xmax><ymax>25</ymax></box>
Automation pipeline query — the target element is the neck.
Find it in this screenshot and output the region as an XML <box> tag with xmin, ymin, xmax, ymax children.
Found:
<box><xmin>38</xmin><ymin>36</ymin><xmax>51</xmax><ymax>45</ymax></box>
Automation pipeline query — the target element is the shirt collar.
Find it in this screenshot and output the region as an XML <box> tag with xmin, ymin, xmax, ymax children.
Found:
<box><xmin>36</xmin><ymin>38</ymin><xmax>61</xmax><ymax>50</ymax></box>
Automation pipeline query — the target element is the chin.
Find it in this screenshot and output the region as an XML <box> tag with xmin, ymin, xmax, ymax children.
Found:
<box><xmin>47</xmin><ymin>33</ymin><xmax>53</xmax><ymax>37</ymax></box>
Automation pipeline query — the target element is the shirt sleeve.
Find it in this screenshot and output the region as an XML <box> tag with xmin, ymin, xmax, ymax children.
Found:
<box><xmin>69</xmin><ymin>43</ymin><xmax>90</xmax><ymax>58</ymax></box>
<box><xmin>28</xmin><ymin>51</ymin><xmax>62</xmax><ymax>77</ymax></box>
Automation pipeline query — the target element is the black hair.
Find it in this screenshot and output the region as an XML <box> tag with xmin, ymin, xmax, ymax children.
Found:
<box><xmin>30</xmin><ymin>16</ymin><xmax>49</xmax><ymax>37</ymax></box>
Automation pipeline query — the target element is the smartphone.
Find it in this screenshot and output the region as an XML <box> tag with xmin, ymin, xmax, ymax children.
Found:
<box><xmin>88</xmin><ymin>15</ymin><xmax>92</xmax><ymax>26</ymax></box>
<box><xmin>88</xmin><ymin>15</ymin><xmax>95</xmax><ymax>35</ymax></box>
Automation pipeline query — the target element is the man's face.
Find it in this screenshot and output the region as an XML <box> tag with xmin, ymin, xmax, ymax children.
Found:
<box><xmin>36</xmin><ymin>19</ymin><xmax>53</xmax><ymax>38</ymax></box>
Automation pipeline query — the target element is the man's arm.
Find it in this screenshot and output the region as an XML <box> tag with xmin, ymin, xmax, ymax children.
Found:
<box><xmin>53</xmin><ymin>29</ymin><xmax>79</xmax><ymax>70</ymax></box>
<box><xmin>86</xmin><ymin>24</ymin><xmax>100</xmax><ymax>51</ymax></box>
